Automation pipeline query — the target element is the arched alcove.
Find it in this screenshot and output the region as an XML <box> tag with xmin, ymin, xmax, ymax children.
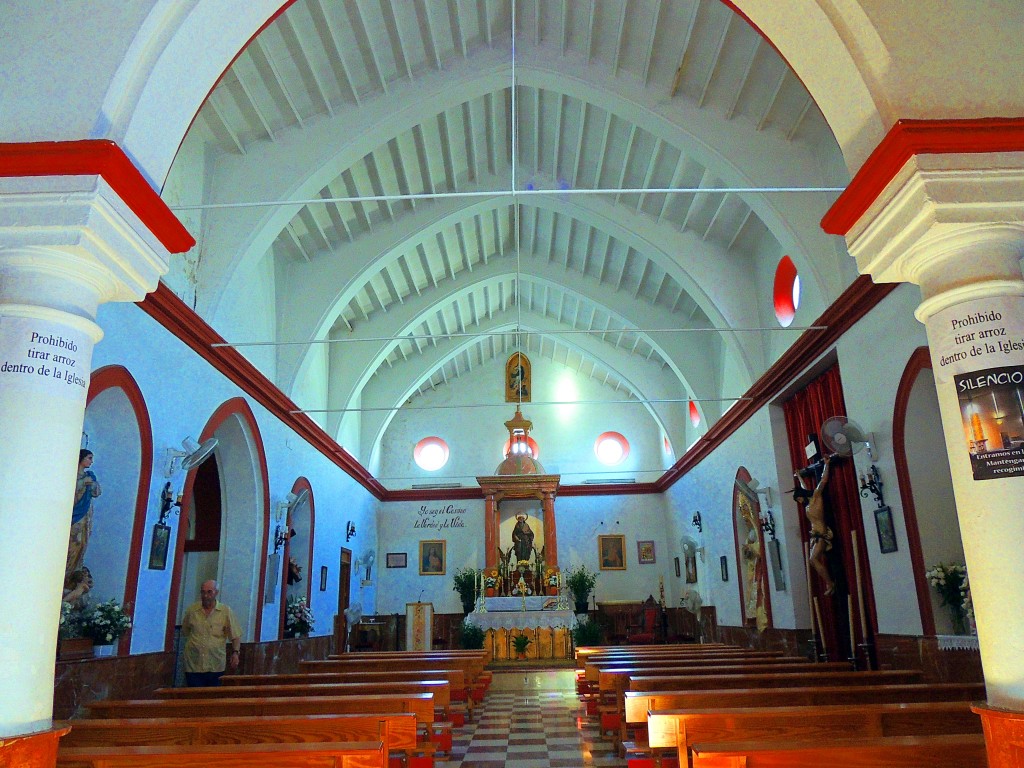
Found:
<box><xmin>280</xmin><ymin>476</ymin><xmax>315</xmax><ymax>637</ymax></box>
<box><xmin>731</xmin><ymin>467</ymin><xmax>773</xmax><ymax>631</ymax></box>
<box><xmin>84</xmin><ymin>366</ymin><xmax>153</xmax><ymax>656</ymax></box>
<box><xmin>165</xmin><ymin>398</ymin><xmax>269</xmax><ymax>647</ymax></box>
<box><xmin>894</xmin><ymin>347</ymin><xmax>963</xmax><ymax>635</ymax></box>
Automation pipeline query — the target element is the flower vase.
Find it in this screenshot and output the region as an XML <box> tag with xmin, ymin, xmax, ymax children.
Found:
<box><xmin>93</xmin><ymin>642</ymin><xmax>116</xmax><ymax>658</ymax></box>
<box><xmin>950</xmin><ymin>606</ymin><xmax>969</xmax><ymax>636</ymax></box>
<box><xmin>486</xmin><ymin>588</ymin><xmax>495</xmax><ymax>597</ymax></box>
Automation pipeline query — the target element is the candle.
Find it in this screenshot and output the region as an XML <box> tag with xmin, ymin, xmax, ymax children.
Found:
<box><xmin>847</xmin><ymin>594</ymin><xmax>857</xmax><ymax>663</ymax></box>
<box><xmin>971</xmin><ymin>412</ymin><xmax>985</xmax><ymax>442</ymax></box>
<box><xmin>813</xmin><ymin>597</ymin><xmax>827</xmax><ymax>658</ymax></box>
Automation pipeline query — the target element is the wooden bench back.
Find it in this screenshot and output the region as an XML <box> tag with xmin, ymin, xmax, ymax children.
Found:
<box><xmin>302</xmin><ymin>657</ymin><xmax>482</xmax><ymax>681</ymax></box>
<box><xmin>86</xmin><ymin>692</ymin><xmax>435</xmax><ymax>726</ymax></box>
<box><xmin>57</xmin><ymin>740</ymin><xmax>385</xmax><ymax>768</ymax></box>
<box><xmin>690</xmin><ymin>733</ymin><xmax>988</xmax><ymax>768</ymax></box>
<box><xmin>154</xmin><ymin>680</ymin><xmax>451</xmax><ymax>708</ymax></box>
<box><xmin>629</xmin><ymin>669</ymin><xmax>922</xmax><ymax>693</ymax></box>
<box><xmin>220</xmin><ymin>668</ymin><xmax>466</xmax><ymax>691</ymax></box>
<box><xmin>584</xmin><ymin>651</ymin><xmax>787</xmax><ymax>680</ymax></box>
<box><xmin>59</xmin><ymin>712</ymin><xmax>418</xmax><ymax>751</ymax></box>
<box><xmin>646</xmin><ymin>700</ymin><xmax>983</xmax><ymax>750</ymax></box>
<box><xmin>624</xmin><ymin>683</ymin><xmax>987</xmax><ymax>724</ymax></box>
<box><xmin>597</xmin><ymin>661</ymin><xmax>848</xmax><ymax>690</ymax></box>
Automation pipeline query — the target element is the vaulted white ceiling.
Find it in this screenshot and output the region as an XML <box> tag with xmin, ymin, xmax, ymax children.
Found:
<box><xmin>162</xmin><ymin>0</ymin><xmax>855</xmax><ymax>487</ymax></box>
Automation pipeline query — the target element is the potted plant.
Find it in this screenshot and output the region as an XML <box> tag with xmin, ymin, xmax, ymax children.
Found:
<box><xmin>484</xmin><ymin>569</ymin><xmax>498</xmax><ymax>597</ymax></box>
<box><xmin>459</xmin><ymin>619</ymin><xmax>485</xmax><ymax>650</ymax></box>
<box><xmin>545</xmin><ymin>567</ymin><xmax>559</xmax><ymax>596</ymax></box>
<box><xmin>285</xmin><ymin>595</ymin><xmax>314</xmax><ymax>638</ymax></box>
<box><xmin>512</xmin><ymin>633</ymin><xmax>532</xmax><ymax>659</ymax></box>
<box><xmin>453</xmin><ymin>567</ymin><xmax>478</xmax><ymax>614</ymax></box>
<box><xmin>565</xmin><ymin>564</ymin><xmax>598</xmax><ymax>614</ymax></box>
<box><xmin>571</xmin><ymin>616</ymin><xmax>604</xmax><ymax>648</ymax></box>
<box><xmin>57</xmin><ymin>601</ymin><xmax>93</xmax><ymax>660</ymax></box>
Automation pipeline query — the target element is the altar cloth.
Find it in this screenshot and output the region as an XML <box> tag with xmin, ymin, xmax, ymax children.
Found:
<box><xmin>469</xmin><ymin>608</ymin><xmax>577</xmax><ymax>631</ymax></box>
<box><xmin>485</xmin><ymin>596</ymin><xmax>558</xmax><ymax>611</ymax></box>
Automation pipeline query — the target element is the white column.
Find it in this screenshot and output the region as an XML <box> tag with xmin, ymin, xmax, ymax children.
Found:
<box><xmin>0</xmin><ymin>176</ymin><xmax>170</xmax><ymax>737</ymax></box>
<box><xmin>845</xmin><ymin>153</ymin><xmax>1024</xmax><ymax>709</ymax></box>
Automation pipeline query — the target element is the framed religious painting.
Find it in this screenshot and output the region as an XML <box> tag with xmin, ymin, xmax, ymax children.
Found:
<box><xmin>637</xmin><ymin>540</ymin><xmax>656</xmax><ymax>565</ymax></box>
<box><xmin>674</xmin><ymin>556</ymin><xmax>681</xmax><ymax>578</ymax></box>
<box><xmin>685</xmin><ymin>551</ymin><xmax>699</xmax><ymax>584</ymax></box>
<box><xmin>598</xmin><ymin>534</ymin><xmax>626</xmax><ymax>570</ymax></box>
<box><xmin>386</xmin><ymin>552</ymin><xmax>408</xmax><ymax>569</ymax></box>
<box><xmin>874</xmin><ymin>506</ymin><xmax>898</xmax><ymax>553</ymax></box>
<box><xmin>720</xmin><ymin>555</ymin><xmax>729</xmax><ymax>581</ymax></box>
<box><xmin>419</xmin><ymin>540</ymin><xmax>446</xmax><ymax>575</ymax></box>
<box><xmin>148</xmin><ymin>523</ymin><xmax>171</xmax><ymax>570</ymax></box>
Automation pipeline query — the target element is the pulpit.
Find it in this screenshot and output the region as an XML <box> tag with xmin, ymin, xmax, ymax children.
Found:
<box><xmin>405</xmin><ymin>602</ymin><xmax>433</xmax><ymax>651</ymax></box>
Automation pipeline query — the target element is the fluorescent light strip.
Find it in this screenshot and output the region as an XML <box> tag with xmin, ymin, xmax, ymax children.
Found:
<box><xmin>170</xmin><ymin>185</ymin><xmax>845</xmax><ymax>211</ymax></box>
<box><xmin>212</xmin><ymin>325</ymin><xmax>826</xmax><ymax>348</ymax></box>
<box><xmin>292</xmin><ymin>397</ymin><xmax>747</xmax><ymax>415</ymax></box>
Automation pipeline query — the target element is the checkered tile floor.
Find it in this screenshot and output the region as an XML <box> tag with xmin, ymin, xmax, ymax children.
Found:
<box><xmin>446</xmin><ymin>670</ymin><xmax>625</xmax><ymax>768</ymax></box>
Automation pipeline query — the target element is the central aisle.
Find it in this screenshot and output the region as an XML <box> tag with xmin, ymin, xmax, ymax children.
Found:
<box><xmin>449</xmin><ymin>669</ymin><xmax>625</xmax><ymax>767</ymax></box>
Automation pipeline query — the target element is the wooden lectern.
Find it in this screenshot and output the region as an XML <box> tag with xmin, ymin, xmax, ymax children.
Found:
<box><xmin>405</xmin><ymin>602</ymin><xmax>433</xmax><ymax>651</ymax></box>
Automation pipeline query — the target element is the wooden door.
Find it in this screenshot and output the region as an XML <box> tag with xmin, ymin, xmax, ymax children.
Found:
<box><xmin>336</xmin><ymin>548</ymin><xmax>352</xmax><ymax>650</ymax></box>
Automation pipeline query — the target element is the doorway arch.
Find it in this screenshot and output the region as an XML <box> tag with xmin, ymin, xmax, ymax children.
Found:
<box><xmin>165</xmin><ymin>397</ymin><xmax>269</xmax><ymax>648</ymax></box>
<box><xmin>84</xmin><ymin>366</ymin><xmax>153</xmax><ymax>656</ymax></box>
<box><xmin>894</xmin><ymin>347</ymin><xmax>963</xmax><ymax>635</ymax></box>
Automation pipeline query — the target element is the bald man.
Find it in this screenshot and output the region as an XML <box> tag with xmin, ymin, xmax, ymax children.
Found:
<box><xmin>181</xmin><ymin>580</ymin><xmax>241</xmax><ymax>687</ymax></box>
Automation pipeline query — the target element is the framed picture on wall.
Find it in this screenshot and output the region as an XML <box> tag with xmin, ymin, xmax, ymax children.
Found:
<box><xmin>386</xmin><ymin>552</ymin><xmax>407</xmax><ymax>568</ymax></box>
<box><xmin>874</xmin><ymin>506</ymin><xmax>898</xmax><ymax>553</ymax></box>
<box><xmin>598</xmin><ymin>534</ymin><xmax>626</xmax><ymax>570</ymax></box>
<box><xmin>637</xmin><ymin>540</ymin><xmax>656</xmax><ymax>564</ymax></box>
<box><xmin>685</xmin><ymin>551</ymin><xmax>698</xmax><ymax>584</ymax></box>
<box><xmin>148</xmin><ymin>523</ymin><xmax>171</xmax><ymax>570</ymax></box>
<box><xmin>319</xmin><ymin>565</ymin><xmax>328</xmax><ymax>591</ymax></box>
<box><xmin>674</xmin><ymin>556</ymin><xmax>681</xmax><ymax>578</ymax></box>
<box><xmin>419</xmin><ymin>540</ymin><xmax>446</xmax><ymax>575</ymax></box>
<box><xmin>720</xmin><ymin>555</ymin><xmax>729</xmax><ymax>581</ymax></box>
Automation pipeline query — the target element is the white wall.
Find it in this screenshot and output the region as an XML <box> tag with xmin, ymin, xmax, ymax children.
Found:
<box><xmin>89</xmin><ymin>300</ymin><xmax>379</xmax><ymax>652</ymax></box>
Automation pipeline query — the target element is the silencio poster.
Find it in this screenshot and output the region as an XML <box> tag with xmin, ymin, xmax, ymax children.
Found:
<box><xmin>930</xmin><ymin>295</ymin><xmax>1024</xmax><ymax>481</ymax></box>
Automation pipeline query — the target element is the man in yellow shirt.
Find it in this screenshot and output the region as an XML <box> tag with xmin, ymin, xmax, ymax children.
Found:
<box><xmin>181</xmin><ymin>580</ymin><xmax>242</xmax><ymax>686</ymax></box>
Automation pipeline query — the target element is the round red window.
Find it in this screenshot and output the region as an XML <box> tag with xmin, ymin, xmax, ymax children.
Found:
<box><xmin>414</xmin><ymin>436</ymin><xmax>449</xmax><ymax>471</ymax></box>
<box><xmin>594</xmin><ymin>432</ymin><xmax>630</xmax><ymax>466</ymax></box>
<box><xmin>773</xmin><ymin>255</ymin><xmax>801</xmax><ymax>327</ymax></box>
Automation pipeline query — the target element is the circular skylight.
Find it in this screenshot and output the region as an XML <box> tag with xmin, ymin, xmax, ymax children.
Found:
<box><xmin>773</xmin><ymin>255</ymin><xmax>800</xmax><ymax>327</ymax></box>
<box><xmin>595</xmin><ymin>432</ymin><xmax>630</xmax><ymax>466</ymax></box>
<box><xmin>414</xmin><ymin>436</ymin><xmax>449</xmax><ymax>471</ymax></box>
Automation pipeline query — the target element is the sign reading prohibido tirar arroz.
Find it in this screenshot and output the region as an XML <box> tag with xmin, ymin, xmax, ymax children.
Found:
<box><xmin>956</xmin><ymin>364</ymin><xmax>1024</xmax><ymax>480</ymax></box>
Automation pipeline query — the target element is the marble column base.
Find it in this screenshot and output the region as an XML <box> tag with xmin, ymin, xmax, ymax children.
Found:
<box><xmin>973</xmin><ymin>704</ymin><xmax>1024</xmax><ymax>768</ymax></box>
<box><xmin>0</xmin><ymin>726</ymin><xmax>69</xmax><ymax>768</ymax></box>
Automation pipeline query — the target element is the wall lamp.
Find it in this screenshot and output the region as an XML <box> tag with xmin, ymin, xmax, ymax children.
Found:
<box><xmin>691</xmin><ymin>511</ymin><xmax>702</xmax><ymax>534</ymax></box>
<box><xmin>346</xmin><ymin>521</ymin><xmax>356</xmax><ymax>542</ymax></box>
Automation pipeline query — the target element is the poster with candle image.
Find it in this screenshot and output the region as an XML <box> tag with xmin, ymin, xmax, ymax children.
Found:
<box><xmin>956</xmin><ymin>364</ymin><xmax>1024</xmax><ymax>480</ymax></box>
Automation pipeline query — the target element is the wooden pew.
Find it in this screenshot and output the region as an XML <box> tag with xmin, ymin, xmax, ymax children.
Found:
<box><xmin>219</xmin><ymin>669</ymin><xmax>472</xmax><ymax>720</ymax></box>
<box><xmin>690</xmin><ymin>733</ymin><xmax>987</xmax><ymax>767</ymax></box>
<box><xmin>585</xmin><ymin>652</ymin><xmax>788</xmax><ymax>681</ymax></box>
<box><xmin>577</xmin><ymin>644</ymin><xmax>729</xmax><ymax>666</ymax></box>
<box><xmin>85</xmin><ymin>693</ymin><xmax>436</xmax><ymax>729</ymax></box>
<box><xmin>624</xmin><ymin>683</ymin><xmax>988</xmax><ymax>728</ymax></box>
<box><xmin>302</xmin><ymin>656</ymin><xmax>484</xmax><ymax>684</ymax></box>
<box><xmin>152</xmin><ymin>680</ymin><xmax>453</xmax><ymax>720</ymax></box>
<box><xmin>647</xmin><ymin>701</ymin><xmax>984</xmax><ymax>766</ymax></box>
<box><xmin>57</xmin><ymin>740</ymin><xmax>385</xmax><ymax>768</ymax></box>
<box><xmin>59</xmin><ymin>712</ymin><xmax>417</xmax><ymax>752</ymax></box>
<box><xmin>598</xmin><ymin>662</ymin><xmax>849</xmax><ymax>694</ymax></box>
<box><xmin>628</xmin><ymin>669</ymin><xmax>923</xmax><ymax>694</ymax></box>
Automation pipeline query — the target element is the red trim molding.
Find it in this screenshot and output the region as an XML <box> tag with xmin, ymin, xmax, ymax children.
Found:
<box><xmin>164</xmin><ymin>397</ymin><xmax>271</xmax><ymax>649</ymax></box>
<box><xmin>892</xmin><ymin>347</ymin><xmax>938</xmax><ymax>636</ymax></box>
<box><xmin>0</xmin><ymin>140</ymin><xmax>194</xmax><ymax>253</ymax></box>
<box><xmin>139</xmin><ymin>284</ymin><xmax>386</xmax><ymax>499</ymax></box>
<box><xmin>87</xmin><ymin>366</ymin><xmax>154</xmax><ymax>657</ymax></box>
<box><xmin>822</xmin><ymin>118</ymin><xmax>1024</xmax><ymax>236</ymax></box>
<box><xmin>657</xmin><ymin>275</ymin><xmax>897</xmax><ymax>490</ymax></box>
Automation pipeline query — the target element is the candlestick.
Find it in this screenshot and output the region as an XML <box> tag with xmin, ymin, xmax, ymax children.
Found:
<box><xmin>847</xmin><ymin>594</ymin><xmax>857</xmax><ymax>663</ymax></box>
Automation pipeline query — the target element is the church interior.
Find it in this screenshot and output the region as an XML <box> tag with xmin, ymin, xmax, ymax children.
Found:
<box><xmin>3</xmin><ymin>1</ymin><xmax>1024</xmax><ymax>766</ymax></box>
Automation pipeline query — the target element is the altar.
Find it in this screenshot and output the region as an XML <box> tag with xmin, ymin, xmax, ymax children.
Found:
<box><xmin>470</xmin><ymin>606</ymin><xmax>576</xmax><ymax>660</ymax></box>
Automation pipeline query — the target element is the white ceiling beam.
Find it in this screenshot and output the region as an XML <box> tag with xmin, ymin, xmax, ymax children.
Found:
<box><xmin>726</xmin><ymin>37</ymin><xmax>760</xmax><ymax>121</ymax></box>
<box><xmin>670</xmin><ymin>0</ymin><xmax>701</xmax><ymax>98</ymax></box>
<box><xmin>309</xmin><ymin>0</ymin><xmax>362</xmax><ymax>105</ymax></box>
<box><xmin>642</xmin><ymin>0</ymin><xmax>663</xmax><ymax>86</ymax></box>
<box><xmin>758</xmin><ymin>68</ymin><xmax>788</xmax><ymax>131</ymax></box>
<box><xmin>279</xmin><ymin>13</ymin><xmax>333</xmax><ymax>117</ymax></box>
<box><xmin>250</xmin><ymin>38</ymin><xmax>303</xmax><ymax>127</ymax></box>
<box><xmin>612</xmin><ymin>0</ymin><xmax>628</xmax><ymax>77</ymax></box>
<box><xmin>698</xmin><ymin>14</ymin><xmax>732</xmax><ymax>109</ymax></box>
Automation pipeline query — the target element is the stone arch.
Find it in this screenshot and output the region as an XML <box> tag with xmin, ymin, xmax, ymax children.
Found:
<box><xmin>165</xmin><ymin>397</ymin><xmax>269</xmax><ymax>647</ymax></box>
<box><xmin>84</xmin><ymin>365</ymin><xmax>154</xmax><ymax>656</ymax></box>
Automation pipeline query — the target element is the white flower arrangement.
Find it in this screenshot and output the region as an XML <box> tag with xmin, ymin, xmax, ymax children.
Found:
<box><xmin>80</xmin><ymin>598</ymin><xmax>132</xmax><ymax>645</ymax></box>
<box><xmin>285</xmin><ymin>595</ymin><xmax>315</xmax><ymax>636</ymax></box>
<box><xmin>925</xmin><ymin>562</ymin><xmax>969</xmax><ymax>634</ymax></box>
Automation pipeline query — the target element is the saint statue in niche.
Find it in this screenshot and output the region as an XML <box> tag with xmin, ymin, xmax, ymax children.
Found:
<box><xmin>737</xmin><ymin>492</ymin><xmax>768</xmax><ymax>632</ymax></box>
<box><xmin>511</xmin><ymin>513</ymin><xmax>535</xmax><ymax>563</ymax></box>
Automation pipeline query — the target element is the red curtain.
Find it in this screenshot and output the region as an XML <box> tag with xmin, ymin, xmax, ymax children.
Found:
<box><xmin>782</xmin><ymin>364</ymin><xmax>878</xmax><ymax>662</ymax></box>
